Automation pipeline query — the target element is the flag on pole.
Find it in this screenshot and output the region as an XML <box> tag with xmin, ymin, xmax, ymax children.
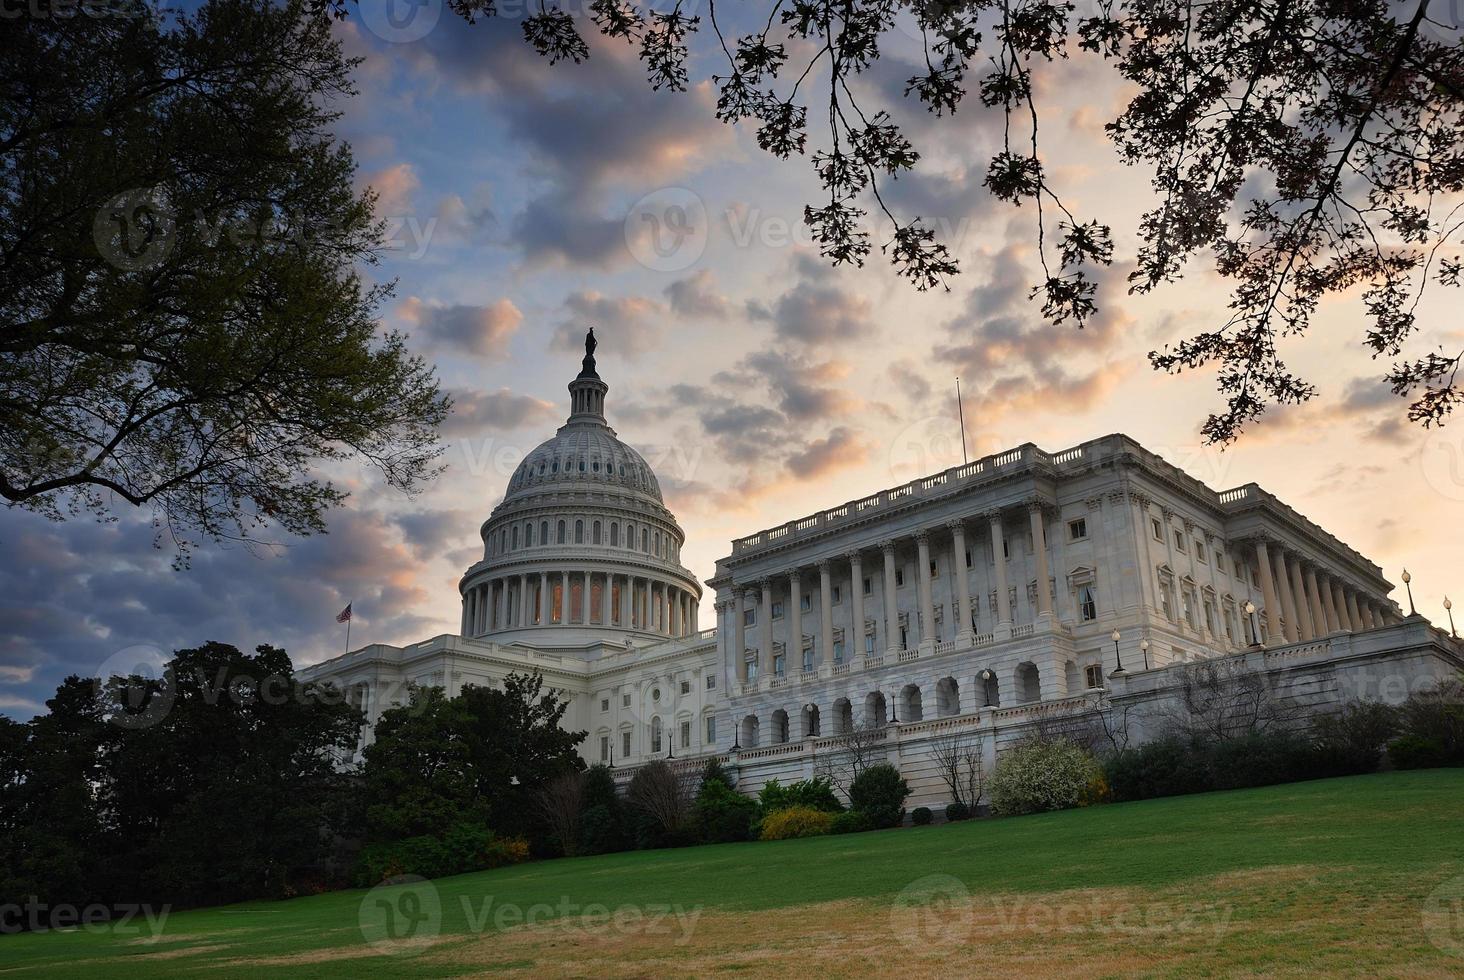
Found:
<box><xmin>336</xmin><ymin>603</ymin><xmax>353</xmax><ymax>624</ymax></box>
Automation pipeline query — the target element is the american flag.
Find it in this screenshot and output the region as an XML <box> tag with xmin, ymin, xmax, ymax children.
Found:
<box><xmin>335</xmin><ymin>603</ymin><xmax>353</xmax><ymax>624</ymax></box>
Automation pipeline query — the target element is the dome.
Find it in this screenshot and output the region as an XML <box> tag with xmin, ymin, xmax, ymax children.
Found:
<box><xmin>505</xmin><ymin>425</ymin><xmax>663</xmax><ymax>503</ymax></box>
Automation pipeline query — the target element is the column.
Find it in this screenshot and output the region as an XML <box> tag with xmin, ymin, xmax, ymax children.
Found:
<box><xmin>915</xmin><ymin>531</ymin><xmax>935</xmax><ymax>649</ymax></box>
<box><xmin>539</xmin><ymin>572</ymin><xmax>549</xmax><ymax>625</ymax></box>
<box><xmin>1318</xmin><ymin>571</ymin><xmax>1340</xmax><ymax>633</ymax></box>
<box><xmin>788</xmin><ymin>567</ymin><xmax>803</xmax><ymax>667</ymax></box>
<box><xmin>520</xmin><ymin>574</ymin><xmax>531</xmax><ymax>625</ymax></box>
<box><xmin>1361</xmin><ymin>601</ymin><xmax>1376</xmax><ymax>629</ymax></box>
<box><xmin>1287</xmin><ymin>556</ymin><xmax>1315</xmax><ymax>641</ymax></box>
<box><xmin>949</xmin><ymin>522</ymin><xmax>973</xmax><ymax>642</ymax></box>
<box><xmin>493</xmin><ymin>579</ymin><xmax>505</xmax><ymax>631</ymax></box>
<box><xmin>989</xmin><ymin>513</ymin><xmax>1012</xmax><ymax>631</ymax></box>
<box><xmin>1330</xmin><ymin>579</ymin><xmax>1352</xmax><ymax>631</ymax></box>
<box><xmin>848</xmin><ymin>551</ymin><xmax>866</xmax><ymax>661</ymax></box>
<box><xmin>760</xmin><ymin>579</ymin><xmax>775</xmax><ymax>677</ymax></box>
<box><xmin>1272</xmin><ymin>549</ymin><xmax>1300</xmax><ymax>642</ymax></box>
<box><xmin>818</xmin><ymin>559</ymin><xmax>835</xmax><ymax>667</ymax></box>
<box><xmin>1131</xmin><ymin>492</ymin><xmax>1157</xmax><ymax>611</ymax></box>
<box><xmin>1304</xmin><ymin>564</ymin><xmax>1328</xmax><ymax>635</ymax></box>
<box><xmin>602</xmin><ymin>573</ymin><xmax>613</xmax><ymax>626</ymax></box>
<box><xmin>733</xmin><ymin>589</ymin><xmax>747</xmax><ymax>683</ymax></box>
<box><xmin>882</xmin><ymin>540</ymin><xmax>900</xmax><ymax>655</ymax></box>
<box><xmin>664</xmin><ymin>585</ymin><xmax>673</xmax><ymax>636</ymax></box>
<box><xmin>1254</xmin><ymin>540</ymin><xmax>1284</xmax><ymax>645</ymax></box>
<box><xmin>1029</xmin><ymin>503</ymin><xmax>1053</xmax><ymax>621</ymax></box>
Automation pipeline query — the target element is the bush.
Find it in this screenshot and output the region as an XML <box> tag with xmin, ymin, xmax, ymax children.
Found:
<box><xmin>759</xmin><ymin>806</ymin><xmax>835</xmax><ymax>840</ymax></box>
<box><xmin>1389</xmin><ymin>734</ymin><xmax>1450</xmax><ymax>770</ymax></box>
<box><xmin>849</xmin><ymin>764</ymin><xmax>911</xmax><ymax>829</ymax></box>
<box><xmin>829</xmin><ymin>810</ymin><xmax>874</xmax><ymax>835</ymax></box>
<box><xmin>1310</xmin><ymin>701</ymin><xmax>1398</xmax><ymax>776</ymax></box>
<box><xmin>1395</xmin><ymin>681</ymin><xmax>1464</xmax><ymax>764</ymax></box>
<box><xmin>944</xmin><ymin>801</ymin><xmax>970</xmax><ymax>822</ymax></box>
<box><xmin>693</xmin><ymin>774</ymin><xmax>757</xmax><ymax>843</ymax></box>
<box><xmin>989</xmin><ymin>740</ymin><xmax>1103</xmax><ymax>816</ymax></box>
<box><xmin>578</xmin><ymin>765</ymin><xmax>630</xmax><ymax>855</ymax></box>
<box><xmin>910</xmin><ymin>806</ymin><xmax>933</xmax><ymax>826</ymax></box>
<box><xmin>1103</xmin><ymin>738</ymin><xmax>1211</xmax><ymax>802</ymax></box>
<box><xmin>1208</xmin><ymin>732</ymin><xmax>1313</xmax><ymax>790</ymax></box>
<box><xmin>757</xmin><ymin>777</ymin><xmax>844</xmax><ymax>814</ymax></box>
<box><xmin>354</xmin><ymin>822</ymin><xmax>527</xmax><ymax>886</ymax></box>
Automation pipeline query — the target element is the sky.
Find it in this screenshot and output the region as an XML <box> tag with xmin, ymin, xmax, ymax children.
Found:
<box><xmin>3</xmin><ymin>4</ymin><xmax>1463</xmax><ymax>719</ymax></box>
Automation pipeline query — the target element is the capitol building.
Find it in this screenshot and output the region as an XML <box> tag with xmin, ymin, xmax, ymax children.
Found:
<box><xmin>300</xmin><ymin>335</ymin><xmax>1463</xmax><ymax>806</ymax></box>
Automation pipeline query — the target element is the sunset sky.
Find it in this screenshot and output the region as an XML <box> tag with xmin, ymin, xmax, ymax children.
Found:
<box><xmin>3</xmin><ymin>6</ymin><xmax>1461</xmax><ymax>718</ymax></box>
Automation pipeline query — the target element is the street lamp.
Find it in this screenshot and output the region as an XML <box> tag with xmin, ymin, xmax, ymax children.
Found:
<box><xmin>1139</xmin><ymin>638</ymin><xmax>1151</xmax><ymax>670</ymax></box>
<box><xmin>1445</xmin><ymin>596</ymin><xmax>1457</xmax><ymax>639</ymax></box>
<box><xmin>1402</xmin><ymin>569</ymin><xmax>1417</xmax><ymax>616</ymax></box>
<box><xmin>1110</xmin><ymin>628</ymin><xmax>1125</xmax><ymax>674</ymax></box>
<box><xmin>889</xmin><ymin>688</ymin><xmax>899</xmax><ymax>725</ymax></box>
<box><xmin>1244</xmin><ymin>600</ymin><xmax>1260</xmax><ymax>646</ymax></box>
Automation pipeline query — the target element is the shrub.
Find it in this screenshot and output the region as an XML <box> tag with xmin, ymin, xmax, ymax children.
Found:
<box><xmin>759</xmin><ymin>806</ymin><xmax>835</xmax><ymax>840</ymax></box>
<box><xmin>1389</xmin><ymin>734</ymin><xmax>1449</xmax><ymax>770</ymax></box>
<box><xmin>910</xmin><ymin>806</ymin><xmax>933</xmax><ymax>826</ymax></box>
<box><xmin>944</xmin><ymin>801</ymin><xmax>970</xmax><ymax>822</ymax></box>
<box><xmin>829</xmin><ymin>810</ymin><xmax>874</xmax><ymax>835</ymax></box>
<box><xmin>1395</xmin><ymin>681</ymin><xmax>1464</xmax><ymax>764</ymax></box>
<box><xmin>1310</xmin><ymin>701</ymin><xmax>1398</xmax><ymax>775</ymax></box>
<box><xmin>354</xmin><ymin>822</ymin><xmax>527</xmax><ymax>886</ymax></box>
<box><xmin>1103</xmin><ymin>738</ymin><xmax>1211</xmax><ymax>802</ymax></box>
<box><xmin>757</xmin><ymin>777</ymin><xmax>844</xmax><ymax>814</ymax></box>
<box><xmin>693</xmin><ymin>774</ymin><xmax>757</xmax><ymax>843</ymax></box>
<box><xmin>578</xmin><ymin>765</ymin><xmax>629</xmax><ymax>855</ymax></box>
<box><xmin>989</xmin><ymin>740</ymin><xmax>1103</xmax><ymax>816</ymax></box>
<box><xmin>1208</xmin><ymin>732</ymin><xmax>1312</xmax><ymax>790</ymax></box>
<box><xmin>849</xmin><ymin>763</ymin><xmax>911</xmax><ymax>829</ymax></box>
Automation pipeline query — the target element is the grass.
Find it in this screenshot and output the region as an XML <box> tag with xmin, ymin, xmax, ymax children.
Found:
<box><xmin>5</xmin><ymin>769</ymin><xmax>1464</xmax><ymax>977</ymax></box>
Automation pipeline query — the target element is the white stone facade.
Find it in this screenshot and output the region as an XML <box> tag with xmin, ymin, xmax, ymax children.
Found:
<box><xmin>299</xmin><ymin>345</ymin><xmax>1463</xmax><ymax>808</ymax></box>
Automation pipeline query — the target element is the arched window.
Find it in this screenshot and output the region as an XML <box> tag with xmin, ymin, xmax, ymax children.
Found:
<box><xmin>1017</xmin><ymin>662</ymin><xmax>1041</xmax><ymax>703</ymax></box>
<box><xmin>901</xmin><ymin>684</ymin><xmax>924</xmax><ymax>722</ymax></box>
<box><xmin>511</xmin><ymin>526</ymin><xmax>518</xmax><ymax>549</ymax></box>
<box><xmin>651</xmin><ymin>717</ymin><xmax>663</xmax><ymax>754</ymax></box>
<box><xmin>610</xmin><ymin>523</ymin><xmax>619</xmax><ymax>547</ymax></box>
<box><xmin>936</xmin><ymin>676</ymin><xmax>960</xmax><ymax>716</ymax></box>
<box><xmin>557</xmin><ymin>520</ymin><xmax>566</xmax><ymax>544</ymax></box>
<box><xmin>771</xmin><ymin>709</ymin><xmax>789</xmax><ymax>744</ymax></box>
<box><xmin>864</xmin><ymin>691</ymin><xmax>887</xmax><ymax>728</ymax></box>
<box><xmin>642</xmin><ymin>528</ymin><xmax>649</xmax><ymax>552</ymax></box>
<box><xmin>578</xmin><ymin>458</ymin><xmax>586</xmax><ymax>473</ymax></box>
<box><xmin>593</xmin><ymin>520</ymin><xmax>601</xmax><ymax>544</ymax></box>
<box><xmin>525</xmin><ymin>523</ymin><xmax>533</xmax><ymax>547</ymax></box>
<box><xmin>540</xmin><ymin>520</ymin><xmax>548</xmax><ymax>544</ymax></box>
<box><xmin>575</xmin><ymin>520</ymin><xmax>584</xmax><ymax>544</ymax></box>
<box><xmin>655</xmin><ymin>533</ymin><xmax>662</xmax><ymax>557</ymax></box>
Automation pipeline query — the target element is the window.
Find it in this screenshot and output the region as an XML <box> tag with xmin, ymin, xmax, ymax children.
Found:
<box><xmin>773</xmin><ymin>653</ymin><xmax>786</xmax><ymax>676</ymax></box>
<box><xmin>1068</xmin><ymin>518</ymin><xmax>1088</xmax><ymax>541</ymax></box>
<box><xmin>706</xmin><ymin>674</ymin><xmax>716</xmax><ymax>690</ymax></box>
<box><xmin>1151</xmin><ymin>518</ymin><xmax>1163</xmax><ymax>541</ymax></box>
<box><xmin>600</xmin><ymin>736</ymin><xmax>609</xmax><ymax>762</ymax></box>
<box><xmin>622</xmin><ymin>730</ymin><xmax>632</xmax><ymax>757</ymax></box>
<box><xmin>1002</xmin><ymin>538</ymin><xmax>1011</xmax><ymax>559</ymax></box>
<box><xmin>862</xmin><ymin>576</ymin><xmax>873</xmax><ymax>595</ymax></box>
<box><xmin>771</xmin><ymin>600</ymin><xmax>785</xmax><ymax>620</ymax></box>
<box><xmin>642</xmin><ymin>528</ymin><xmax>649</xmax><ymax>551</ymax></box>
<box><xmin>800</xmin><ymin>593</ymin><xmax>812</xmax><ymax>612</ymax></box>
<box><xmin>1174</xmin><ymin>529</ymin><xmax>1186</xmax><ymax>553</ymax></box>
<box><xmin>680</xmin><ymin>721</ymin><xmax>691</xmax><ymax>749</ymax></box>
<box><xmin>593</xmin><ymin>520</ymin><xmax>601</xmax><ymax>544</ymax></box>
<box><xmin>1204</xmin><ymin>599</ymin><xmax>1216</xmax><ymax>634</ymax></box>
<box><xmin>651</xmin><ymin>717</ymin><xmax>662</xmax><ymax>753</ymax></box>
<box><xmin>575</xmin><ymin>520</ymin><xmax>584</xmax><ymax>544</ymax></box>
<box><xmin>743</xmin><ymin>607</ymin><xmax>756</xmax><ymax>626</ymax></box>
<box><xmin>680</xmin><ymin>680</ymin><xmax>691</xmax><ymax>695</ymax></box>
<box><xmin>964</xmin><ymin>549</ymin><xmax>973</xmax><ymax>568</ymax></box>
<box><xmin>746</xmin><ymin>657</ymin><xmax>759</xmax><ymax>682</ymax></box>
<box><xmin>929</xmin><ymin>560</ymin><xmax>940</xmax><ymax>578</ymax></box>
<box><xmin>1195</xmin><ymin>541</ymin><xmax>1206</xmax><ymax>562</ymax></box>
<box><xmin>1079</xmin><ymin>586</ymin><xmax>1097</xmax><ymax>622</ymax></box>
<box><xmin>525</xmin><ymin>523</ymin><xmax>533</xmax><ymax>546</ymax></box>
<box><xmin>832</xmin><ymin>585</ymin><xmax>842</xmax><ymax>604</ymax></box>
<box><xmin>899</xmin><ymin>624</ymin><xmax>909</xmax><ymax>648</ymax></box>
<box><xmin>610</xmin><ymin>523</ymin><xmax>619</xmax><ymax>546</ymax></box>
<box><xmin>802</xmin><ymin>648</ymin><xmax>814</xmax><ymax>672</ymax></box>
<box><xmin>896</xmin><ymin>568</ymin><xmax>906</xmax><ymax>587</ymax></box>
<box><xmin>832</xmin><ymin>640</ymin><xmax>844</xmax><ymax>664</ymax></box>
<box><xmin>705</xmin><ymin>716</ymin><xmax>717</xmax><ymax>743</ymax></box>
<box><xmin>864</xmin><ymin>634</ymin><xmax>876</xmax><ymax>655</ymax></box>
<box><xmin>622</xmin><ymin>693</ymin><xmax>631</xmax><ymax>708</ymax></box>
<box><xmin>511</xmin><ymin>526</ymin><xmax>518</xmax><ymax>549</ymax></box>
<box><xmin>1160</xmin><ymin>579</ymin><xmax>1175</xmax><ymax>620</ymax></box>
<box><xmin>1084</xmin><ymin>664</ymin><xmax>1104</xmax><ymax>689</ymax></box>
<box><xmin>1182</xmin><ymin>588</ymin><xmax>1196</xmax><ymax>628</ymax></box>
<box><xmin>600</xmin><ymin>698</ymin><xmax>609</xmax><ymax>712</ymax></box>
<box><xmin>540</xmin><ymin>520</ymin><xmax>548</xmax><ymax>544</ymax></box>
<box><xmin>557</xmin><ymin>520</ymin><xmax>566</xmax><ymax>544</ymax></box>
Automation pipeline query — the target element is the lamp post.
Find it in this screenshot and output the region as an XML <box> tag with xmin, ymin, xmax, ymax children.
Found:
<box><xmin>1445</xmin><ymin>597</ymin><xmax>1457</xmax><ymax>639</ymax></box>
<box><xmin>730</xmin><ymin>714</ymin><xmax>741</xmax><ymax>753</ymax></box>
<box><xmin>1110</xmin><ymin>628</ymin><xmax>1125</xmax><ymax>674</ymax></box>
<box><xmin>1244</xmin><ymin>600</ymin><xmax>1260</xmax><ymax>646</ymax></box>
<box><xmin>979</xmin><ymin>668</ymin><xmax>995</xmax><ymax>708</ymax></box>
<box><xmin>1402</xmin><ymin>569</ymin><xmax>1417</xmax><ymax>616</ymax></box>
<box><xmin>889</xmin><ymin>688</ymin><xmax>899</xmax><ymax>725</ymax></box>
<box><xmin>1139</xmin><ymin>638</ymin><xmax>1150</xmax><ymax>671</ymax></box>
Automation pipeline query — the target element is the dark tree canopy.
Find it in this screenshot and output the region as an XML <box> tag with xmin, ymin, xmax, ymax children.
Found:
<box><xmin>1</xmin><ymin>0</ymin><xmax>449</xmax><ymax>561</ymax></box>
<box><xmin>333</xmin><ymin>0</ymin><xmax>1464</xmax><ymax>440</ymax></box>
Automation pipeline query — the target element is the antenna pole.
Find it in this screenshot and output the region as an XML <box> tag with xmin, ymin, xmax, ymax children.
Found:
<box><xmin>956</xmin><ymin>377</ymin><xmax>968</xmax><ymax>464</ymax></box>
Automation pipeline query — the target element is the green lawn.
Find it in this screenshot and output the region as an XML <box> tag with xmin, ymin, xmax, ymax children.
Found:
<box><xmin>5</xmin><ymin>770</ymin><xmax>1464</xmax><ymax>977</ymax></box>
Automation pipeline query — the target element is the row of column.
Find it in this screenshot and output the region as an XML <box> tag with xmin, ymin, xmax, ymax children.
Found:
<box><xmin>1250</xmin><ymin>538</ymin><xmax>1391</xmax><ymax>644</ymax></box>
<box><xmin>462</xmin><ymin>572</ymin><xmax>699</xmax><ymax>638</ymax></box>
<box><xmin>723</xmin><ymin>501</ymin><xmax>1055</xmax><ymax>684</ymax></box>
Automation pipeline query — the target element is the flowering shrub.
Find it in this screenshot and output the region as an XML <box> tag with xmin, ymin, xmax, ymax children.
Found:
<box><xmin>988</xmin><ymin>740</ymin><xmax>1104</xmax><ymax>816</ymax></box>
<box><xmin>760</xmin><ymin>806</ymin><xmax>835</xmax><ymax>840</ymax></box>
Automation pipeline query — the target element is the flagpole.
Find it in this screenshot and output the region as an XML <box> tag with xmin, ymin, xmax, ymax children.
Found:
<box><xmin>956</xmin><ymin>377</ymin><xmax>968</xmax><ymax>464</ymax></box>
<box><xmin>345</xmin><ymin>611</ymin><xmax>351</xmax><ymax>656</ymax></box>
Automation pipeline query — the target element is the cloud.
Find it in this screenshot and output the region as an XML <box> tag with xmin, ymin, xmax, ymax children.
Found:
<box><xmin>358</xmin><ymin>162</ymin><xmax>419</xmax><ymax>215</ymax></box>
<box><xmin>750</xmin><ymin>253</ymin><xmax>877</xmax><ymax>344</ymax></box>
<box><xmin>442</xmin><ymin>388</ymin><xmax>558</xmax><ymax>436</ymax></box>
<box><xmin>664</xmin><ymin>270</ymin><xmax>730</xmax><ymax>319</ymax></box>
<box><xmin>785</xmin><ymin>426</ymin><xmax>873</xmax><ymax>479</ymax></box>
<box><xmin>399</xmin><ymin>297</ymin><xmax>522</xmax><ymax>358</ymax></box>
<box><xmin>550</xmin><ymin>291</ymin><xmax>666</xmax><ymax>357</ymax></box>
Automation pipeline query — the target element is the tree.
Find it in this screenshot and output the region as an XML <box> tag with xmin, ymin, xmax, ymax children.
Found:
<box><xmin>1164</xmin><ymin>659</ymin><xmax>1300</xmax><ymax>741</ymax></box>
<box><xmin>1</xmin><ymin>0</ymin><xmax>448</xmax><ymax>562</ymax></box>
<box><xmin>626</xmin><ymin>759</ymin><xmax>697</xmax><ymax>846</ymax></box>
<box><xmin>370</xmin><ymin>0</ymin><xmax>1464</xmax><ymax>436</ymax></box>
<box><xmin>812</xmin><ymin>721</ymin><xmax>887</xmax><ymax>797</ymax></box>
<box><xmin>848</xmin><ymin>762</ymin><xmax>911</xmax><ymax>828</ymax></box>
<box><xmin>534</xmin><ymin>770</ymin><xmax>586</xmax><ymax>857</ymax></box>
<box><xmin>360</xmin><ymin>687</ymin><xmax>481</xmax><ymax>843</ymax></box>
<box><xmin>927</xmin><ymin>730</ymin><xmax>986</xmax><ymax>809</ymax></box>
